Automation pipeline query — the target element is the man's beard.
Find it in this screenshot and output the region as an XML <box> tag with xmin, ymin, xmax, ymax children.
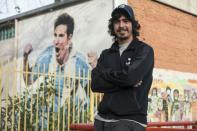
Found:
<box><xmin>117</xmin><ymin>36</ymin><xmax>129</xmax><ymax>41</ymax></box>
<box><xmin>116</xmin><ymin>28</ymin><xmax>130</xmax><ymax>41</ymax></box>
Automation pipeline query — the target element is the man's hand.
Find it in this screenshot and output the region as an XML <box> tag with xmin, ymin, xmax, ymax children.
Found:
<box><xmin>87</xmin><ymin>51</ymin><xmax>98</xmax><ymax>68</ymax></box>
<box><xmin>24</xmin><ymin>43</ymin><xmax>33</xmax><ymax>57</ymax></box>
<box><xmin>133</xmin><ymin>80</ymin><xmax>143</xmax><ymax>87</ymax></box>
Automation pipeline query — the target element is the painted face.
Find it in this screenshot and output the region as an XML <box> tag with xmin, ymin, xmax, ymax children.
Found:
<box><xmin>161</xmin><ymin>92</ymin><xmax>167</xmax><ymax>99</ymax></box>
<box><xmin>173</xmin><ymin>91</ymin><xmax>179</xmax><ymax>100</ymax></box>
<box><xmin>113</xmin><ymin>15</ymin><xmax>133</xmax><ymax>41</ymax></box>
<box><xmin>167</xmin><ymin>89</ymin><xmax>171</xmax><ymax>95</ymax></box>
<box><xmin>53</xmin><ymin>24</ymin><xmax>71</xmax><ymax>64</ymax></box>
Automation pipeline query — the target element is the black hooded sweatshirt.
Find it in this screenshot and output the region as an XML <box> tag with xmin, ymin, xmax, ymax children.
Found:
<box><xmin>91</xmin><ymin>38</ymin><xmax>154</xmax><ymax>124</ymax></box>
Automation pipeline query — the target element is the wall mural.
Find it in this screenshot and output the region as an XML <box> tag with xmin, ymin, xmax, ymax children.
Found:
<box><xmin>0</xmin><ymin>0</ymin><xmax>113</xmax><ymax>129</ymax></box>
<box><xmin>148</xmin><ymin>69</ymin><xmax>197</xmax><ymax>122</ymax></box>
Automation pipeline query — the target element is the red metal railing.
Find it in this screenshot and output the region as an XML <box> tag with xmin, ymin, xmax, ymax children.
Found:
<box><xmin>70</xmin><ymin>124</ymin><xmax>94</xmax><ymax>131</ymax></box>
<box><xmin>146</xmin><ymin>128</ymin><xmax>197</xmax><ymax>131</ymax></box>
<box><xmin>70</xmin><ymin>121</ymin><xmax>197</xmax><ymax>131</ymax></box>
<box><xmin>147</xmin><ymin>121</ymin><xmax>197</xmax><ymax>128</ymax></box>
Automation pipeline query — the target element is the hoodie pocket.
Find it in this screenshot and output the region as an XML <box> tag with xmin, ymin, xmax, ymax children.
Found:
<box><xmin>109</xmin><ymin>89</ymin><xmax>141</xmax><ymax>115</ymax></box>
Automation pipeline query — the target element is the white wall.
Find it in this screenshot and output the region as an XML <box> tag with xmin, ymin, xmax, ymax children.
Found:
<box><xmin>155</xmin><ymin>0</ymin><xmax>197</xmax><ymax>15</ymax></box>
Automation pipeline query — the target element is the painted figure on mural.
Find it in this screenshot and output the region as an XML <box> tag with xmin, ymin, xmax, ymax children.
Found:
<box><xmin>165</xmin><ymin>86</ymin><xmax>173</xmax><ymax>121</ymax></box>
<box><xmin>182</xmin><ymin>90</ymin><xmax>192</xmax><ymax>120</ymax></box>
<box><xmin>22</xmin><ymin>12</ymin><xmax>90</xmax><ymax>128</ymax></box>
<box><xmin>192</xmin><ymin>91</ymin><xmax>197</xmax><ymax>102</ymax></box>
<box><xmin>171</xmin><ymin>89</ymin><xmax>181</xmax><ymax>121</ymax></box>
<box><xmin>166</xmin><ymin>86</ymin><xmax>173</xmax><ymax>103</ymax></box>
<box><xmin>161</xmin><ymin>91</ymin><xmax>168</xmax><ymax>121</ymax></box>
<box><xmin>156</xmin><ymin>96</ymin><xmax>163</xmax><ymax>121</ymax></box>
<box><xmin>148</xmin><ymin>87</ymin><xmax>160</xmax><ymax>121</ymax></box>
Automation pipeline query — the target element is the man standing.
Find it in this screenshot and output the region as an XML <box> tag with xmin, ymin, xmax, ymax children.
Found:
<box><xmin>90</xmin><ymin>4</ymin><xmax>154</xmax><ymax>131</ymax></box>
